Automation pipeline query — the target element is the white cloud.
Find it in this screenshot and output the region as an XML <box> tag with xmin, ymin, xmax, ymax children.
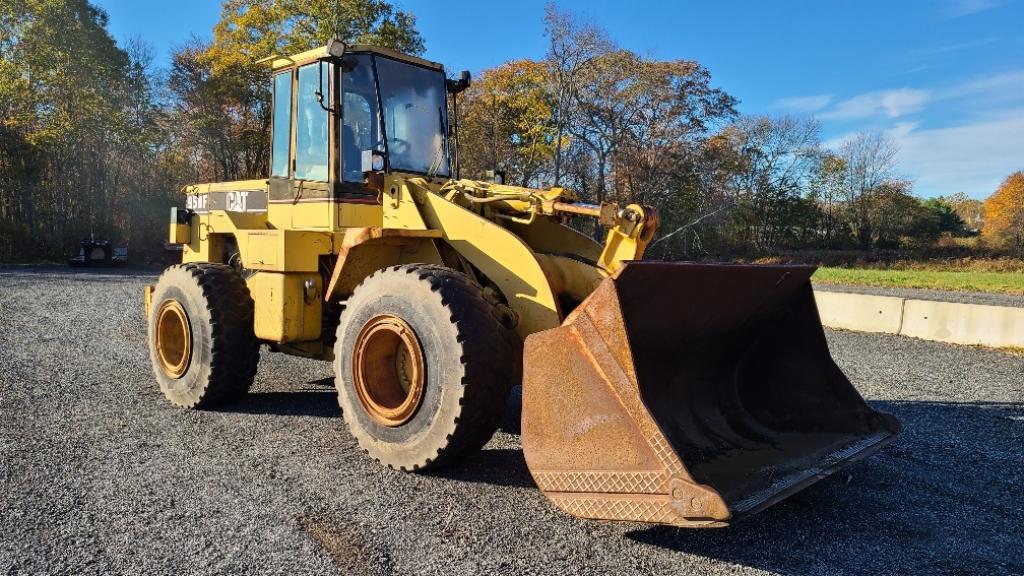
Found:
<box><xmin>775</xmin><ymin>94</ymin><xmax>833</xmax><ymax>113</ymax></box>
<box><xmin>891</xmin><ymin>111</ymin><xmax>1024</xmax><ymax>197</ymax></box>
<box><xmin>940</xmin><ymin>69</ymin><xmax>1024</xmax><ymax>102</ymax></box>
<box><xmin>886</xmin><ymin>122</ymin><xmax>919</xmax><ymax>141</ymax></box>
<box><xmin>821</xmin><ymin>114</ymin><xmax>1024</xmax><ymax>198</ymax></box>
<box><xmin>820</xmin><ymin>89</ymin><xmax>931</xmax><ymax>120</ymax></box>
<box><xmin>891</xmin><ymin>65</ymin><xmax>932</xmax><ymax>77</ymax></box>
<box><xmin>919</xmin><ymin>37</ymin><xmax>1000</xmax><ymax>55</ymax></box>
<box><xmin>816</xmin><ymin>69</ymin><xmax>1024</xmax><ymax>198</ymax></box>
<box><xmin>945</xmin><ymin>0</ymin><xmax>1003</xmax><ymax>18</ymax></box>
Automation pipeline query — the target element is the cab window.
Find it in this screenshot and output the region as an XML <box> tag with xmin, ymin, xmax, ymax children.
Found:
<box><xmin>270</xmin><ymin>71</ymin><xmax>292</xmax><ymax>178</ymax></box>
<box><xmin>294</xmin><ymin>63</ymin><xmax>329</xmax><ymax>181</ymax></box>
<box><xmin>376</xmin><ymin>57</ymin><xmax>450</xmax><ymax>177</ymax></box>
<box><xmin>341</xmin><ymin>54</ymin><xmax>383</xmax><ymax>182</ymax></box>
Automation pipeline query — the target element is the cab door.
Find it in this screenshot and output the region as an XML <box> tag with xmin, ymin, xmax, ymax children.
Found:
<box><xmin>268</xmin><ymin>62</ymin><xmax>335</xmax><ymax>229</ymax></box>
<box><xmin>338</xmin><ymin>54</ymin><xmax>387</xmax><ymax>197</ymax></box>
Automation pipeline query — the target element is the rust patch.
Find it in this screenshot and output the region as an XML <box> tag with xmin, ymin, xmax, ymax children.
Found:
<box><xmin>522</xmin><ymin>262</ymin><xmax>901</xmax><ymax>528</ymax></box>
<box><xmin>324</xmin><ymin>227</ymin><xmax>442</xmax><ymax>301</ymax></box>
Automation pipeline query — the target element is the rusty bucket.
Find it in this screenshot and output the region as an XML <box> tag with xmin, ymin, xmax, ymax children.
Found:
<box><xmin>522</xmin><ymin>262</ymin><xmax>901</xmax><ymax>527</ymax></box>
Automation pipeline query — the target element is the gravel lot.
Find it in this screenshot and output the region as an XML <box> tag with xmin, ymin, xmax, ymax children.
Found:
<box><xmin>2</xmin><ymin>268</ymin><xmax>1023</xmax><ymax>576</ymax></box>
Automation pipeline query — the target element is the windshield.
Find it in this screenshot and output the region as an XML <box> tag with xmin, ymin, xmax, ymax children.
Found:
<box><xmin>341</xmin><ymin>54</ymin><xmax>384</xmax><ymax>183</ymax></box>
<box><xmin>375</xmin><ymin>57</ymin><xmax>450</xmax><ymax>177</ymax></box>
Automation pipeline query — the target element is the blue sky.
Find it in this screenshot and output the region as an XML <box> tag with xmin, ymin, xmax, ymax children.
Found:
<box><xmin>95</xmin><ymin>0</ymin><xmax>1024</xmax><ymax>199</ymax></box>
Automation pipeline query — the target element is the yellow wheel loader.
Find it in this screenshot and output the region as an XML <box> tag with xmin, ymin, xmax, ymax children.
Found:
<box><xmin>144</xmin><ymin>40</ymin><xmax>901</xmax><ymax>528</ymax></box>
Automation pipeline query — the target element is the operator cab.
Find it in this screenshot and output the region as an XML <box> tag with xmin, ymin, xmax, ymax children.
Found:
<box><xmin>266</xmin><ymin>42</ymin><xmax>454</xmax><ymax>202</ymax></box>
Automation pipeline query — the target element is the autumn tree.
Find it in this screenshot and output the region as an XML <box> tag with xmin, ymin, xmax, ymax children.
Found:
<box><xmin>947</xmin><ymin>191</ymin><xmax>984</xmax><ymax>233</ymax></box>
<box><xmin>566</xmin><ymin>51</ymin><xmax>735</xmax><ymax>204</ymax></box>
<box><xmin>808</xmin><ymin>152</ymin><xmax>846</xmax><ymax>247</ymax></box>
<box><xmin>0</xmin><ymin>0</ymin><xmax>175</xmax><ymax>260</ymax></box>
<box><xmin>983</xmin><ymin>171</ymin><xmax>1024</xmax><ymax>251</ymax></box>
<box><xmin>458</xmin><ymin>60</ymin><xmax>557</xmax><ymax>187</ymax></box>
<box><xmin>713</xmin><ymin>115</ymin><xmax>821</xmax><ymax>252</ymax></box>
<box><xmin>169</xmin><ymin>0</ymin><xmax>424</xmax><ymax>182</ymax></box>
<box><xmin>836</xmin><ymin>131</ymin><xmax>899</xmax><ymax>248</ymax></box>
<box><xmin>866</xmin><ymin>180</ymin><xmax>937</xmax><ymax>248</ymax></box>
<box><xmin>543</xmin><ymin>3</ymin><xmax>612</xmax><ymax>186</ymax></box>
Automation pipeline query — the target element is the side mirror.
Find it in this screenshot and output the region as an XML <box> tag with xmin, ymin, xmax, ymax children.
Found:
<box><xmin>362</xmin><ymin>150</ymin><xmax>386</xmax><ymax>173</ymax></box>
<box><xmin>446</xmin><ymin>70</ymin><xmax>471</xmax><ymax>94</ymax></box>
<box><xmin>314</xmin><ymin>61</ymin><xmax>340</xmax><ymax>115</ymax></box>
<box><xmin>485</xmin><ymin>169</ymin><xmax>505</xmax><ymax>185</ymax></box>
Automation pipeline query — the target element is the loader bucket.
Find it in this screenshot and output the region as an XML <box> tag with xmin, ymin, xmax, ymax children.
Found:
<box><xmin>522</xmin><ymin>262</ymin><xmax>901</xmax><ymax>527</ymax></box>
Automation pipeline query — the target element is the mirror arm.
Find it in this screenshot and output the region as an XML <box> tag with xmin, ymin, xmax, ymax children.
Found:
<box><xmin>315</xmin><ymin>60</ymin><xmax>339</xmax><ymax>115</ymax></box>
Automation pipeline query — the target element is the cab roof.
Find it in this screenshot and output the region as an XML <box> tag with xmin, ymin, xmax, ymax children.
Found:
<box><xmin>262</xmin><ymin>43</ymin><xmax>444</xmax><ymax>73</ymax></box>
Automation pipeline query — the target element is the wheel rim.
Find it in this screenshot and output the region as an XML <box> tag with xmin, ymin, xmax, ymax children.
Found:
<box><xmin>155</xmin><ymin>299</ymin><xmax>192</xmax><ymax>379</ymax></box>
<box><xmin>352</xmin><ymin>314</ymin><xmax>425</xmax><ymax>427</ymax></box>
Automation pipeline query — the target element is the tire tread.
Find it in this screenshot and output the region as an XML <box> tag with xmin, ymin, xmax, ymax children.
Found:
<box><xmin>336</xmin><ymin>263</ymin><xmax>521</xmax><ymax>471</ymax></box>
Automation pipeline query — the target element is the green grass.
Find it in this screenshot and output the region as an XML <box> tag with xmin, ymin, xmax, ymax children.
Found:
<box><xmin>813</xmin><ymin>267</ymin><xmax>1024</xmax><ymax>295</ymax></box>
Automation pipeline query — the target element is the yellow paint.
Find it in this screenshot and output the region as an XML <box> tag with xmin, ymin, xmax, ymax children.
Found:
<box><xmin>182</xmin><ymin>179</ymin><xmax>268</xmax><ymax>194</ymax></box>
<box><xmin>263</xmin><ymin>43</ymin><xmax>443</xmax><ymax>73</ymax></box>
<box><xmin>165</xmin><ymin>45</ymin><xmax>661</xmax><ymax>351</ymax></box>
<box><xmin>247</xmin><ymin>272</ymin><xmax>322</xmax><ymax>342</ymax></box>
<box><xmin>169</xmin><ymin>222</ymin><xmax>190</xmax><ymax>245</ymax></box>
<box><xmin>596</xmin><ymin>204</ymin><xmax>656</xmax><ymax>273</ymax></box>
<box><xmin>535</xmin><ymin>254</ymin><xmax>607</xmax><ymax>304</ymax></box>
<box><xmin>409</xmin><ymin>179</ymin><xmax>562</xmax><ymax>337</ymax></box>
<box><xmin>381</xmin><ymin>174</ymin><xmax>431</xmax><ymax>230</ymax></box>
<box><xmin>182</xmin><ymin>213</ymin><xmax>221</xmax><ymax>263</ymax></box>
<box><xmin>324</xmin><ymin>227</ymin><xmax>444</xmax><ymax>300</ymax></box>
<box><xmin>339</xmin><ymin>202</ymin><xmax>383</xmax><ymax>228</ymax></box>
<box><xmin>505</xmin><ymin>215</ymin><xmax>602</xmax><ymax>263</ymax></box>
<box><xmin>241</xmin><ymin>230</ymin><xmax>333</xmax><ymax>272</ymax></box>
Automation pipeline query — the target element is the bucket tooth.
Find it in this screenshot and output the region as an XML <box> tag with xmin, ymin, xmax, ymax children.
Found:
<box><xmin>522</xmin><ymin>262</ymin><xmax>900</xmax><ymax>527</ymax></box>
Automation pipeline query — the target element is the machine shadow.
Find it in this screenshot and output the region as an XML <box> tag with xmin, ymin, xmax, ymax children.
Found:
<box><xmin>623</xmin><ymin>400</ymin><xmax>1024</xmax><ymax>576</ymax></box>
<box><xmin>218</xmin><ymin>378</ymin><xmax>534</xmax><ymax>487</ymax></box>
<box><xmin>421</xmin><ymin>387</ymin><xmax>533</xmax><ymax>488</ymax></box>
<box><xmin>425</xmin><ymin>448</ymin><xmax>536</xmax><ymax>489</ymax></box>
<box><xmin>218</xmin><ymin>388</ymin><xmax>340</xmax><ymax>418</ymax></box>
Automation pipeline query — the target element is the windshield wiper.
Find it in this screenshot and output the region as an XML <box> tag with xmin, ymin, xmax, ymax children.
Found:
<box><xmin>427</xmin><ymin>106</ymin><xmax>448</xmax><ymax>178</ymax></box>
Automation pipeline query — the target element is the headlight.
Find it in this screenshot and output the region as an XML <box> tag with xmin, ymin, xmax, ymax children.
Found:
<box><xmin>326</xmin><ymin>39</ymin><xmax>346</xmax><ymax>58</ymax></box>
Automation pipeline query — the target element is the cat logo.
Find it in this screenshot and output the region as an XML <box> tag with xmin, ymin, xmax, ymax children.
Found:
<box><xmin>184</xmin><ymin>190</ymin><xmax>267</xmax><ymax>214</ymax></box>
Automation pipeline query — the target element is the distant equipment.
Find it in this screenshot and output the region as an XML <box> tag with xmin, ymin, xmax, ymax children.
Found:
<box><xmin>68</xmin><ymin>235</ymin><xmax>127</xmax><ymax>267</ymax></box>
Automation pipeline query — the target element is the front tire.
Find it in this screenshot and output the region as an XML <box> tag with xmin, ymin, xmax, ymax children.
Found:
<box><xmin>334</xmin><ymin>264</ymin><xmax>520</xmax><ymax>471</ymax></box>
<box><xmin>147</xmin><ymin>263</ymin><xmax>259</xmax><ymax>408</ymax></box>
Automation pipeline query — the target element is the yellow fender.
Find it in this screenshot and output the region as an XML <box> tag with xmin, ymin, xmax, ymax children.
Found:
<box><xmin>409</xmin><ymin>180</ymin><xmax>562</xmax><ymax>338</ymax></box>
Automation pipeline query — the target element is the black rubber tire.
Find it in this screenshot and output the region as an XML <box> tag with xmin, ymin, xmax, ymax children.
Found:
<box><xmin>147</xmin><ymin>263</ymin><xmax>260</xmax><ymax>408</ymax></box>
<box><xmin>334</xmin><ymin>264</ymin><xmax>521</xmax><ymax>471</ymax></box>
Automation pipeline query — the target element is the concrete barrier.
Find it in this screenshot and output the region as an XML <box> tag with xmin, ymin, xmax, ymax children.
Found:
<box><xmin>815</xmin><ymin>291</ymin><xmax>905</xmax><ymax>334</ymax></box>
<box><xmin>900</xmin><ymin>299</ymin><xmax>1024</xmax><ymax>348</ymax></box>
<box><xmin>814</xmin><ymin>289</ymin><xmax>1023</xmax><ymax>349</ymax></box>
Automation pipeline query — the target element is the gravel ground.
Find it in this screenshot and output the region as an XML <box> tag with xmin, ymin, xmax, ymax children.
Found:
<box><xmin>2</xmin><ymin>268</ymin><xmax>1023</xmax><ymax>576</ymax></box>
<box><xmin>814</xmin><ymin>281</ymin><xmax>1024</xmax><ymax>308</ymax></box>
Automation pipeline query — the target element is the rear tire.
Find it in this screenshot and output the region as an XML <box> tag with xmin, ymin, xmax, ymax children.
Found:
<box><xmin>147</xmin><ymin>263</ymin><xmax>259</xmax><ymax>408</ymax></box>
<box><xmin>334</xmin><ymin>264</ymin><xmax>520</xmax><ymax>471</ymax></box>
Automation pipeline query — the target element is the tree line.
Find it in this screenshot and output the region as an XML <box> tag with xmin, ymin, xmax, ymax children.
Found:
<box><xmin>456</xmin><ymin>5</ymin><xmax>1020</xmax><ymax>259</ymax></box>
<box><xmin>0</xmin><ymin>0</ymin><xmax>421</xmax><ymax>262</ymax></box>
<box><xmin>1</xmin><ymin>0</ymin><xmax>174</xmax><ymax>261</ymax></box>
<box><xmin>1</xmin><ymin>0</ymin><xmax>1021</xmax><ymax>263</ymax></box>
